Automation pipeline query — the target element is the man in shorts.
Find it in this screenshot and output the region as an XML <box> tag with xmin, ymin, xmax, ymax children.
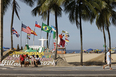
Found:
<box><xmin>103</xmin><ymin>49</ymin><xmax>113</xmax><ymax>70</ymax></box>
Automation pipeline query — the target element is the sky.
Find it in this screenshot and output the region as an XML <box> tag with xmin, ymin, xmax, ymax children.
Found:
<box><xmin>3</xmin><ymin>1</ymin><xmax>116</xmax><ymax>50</ymax></box>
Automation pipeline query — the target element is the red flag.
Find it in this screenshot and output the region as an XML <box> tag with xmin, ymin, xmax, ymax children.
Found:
<box><xmin>35</xmin><ymin>21</ymin><xmax>41</xmax><ymax>28</ymax></box>
<box><xmin>31</xmin><ymin>30</ymin><xmax>37</xmax><ymax>36</ymax></box>
<box><xmin>28</xmin><ymin>26</ymin><xmax>37</xmax><ymax>36</ymax></box>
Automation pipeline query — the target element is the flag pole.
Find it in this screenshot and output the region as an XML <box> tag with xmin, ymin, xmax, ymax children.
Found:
<box><xmin>48</xmin><ymin>32</ymin><xmax>51</xmax><ymax>49</ymax></box>
<box><xmin>33</xmin><ymin>27</ymin><xmax>35</xmax><ymax>45</ymax></box>
<box><xmin>52</xmin><ymin>37</ymin><xmax>54</xmax><ymax>50</ymax></box>
<box><xmin>39</xmin><ymin>29</ymin><xmax>42</xmax><ymax>46</ymax></box>
<box><xmin>27</xmin><ymin>34</ymin><xmax>28</xmax><ymax>45</ymax></box>
<box><xmin>20</xmin><ymin>22</ymin><xmax>22</xmax><ymax>50</ymax></box>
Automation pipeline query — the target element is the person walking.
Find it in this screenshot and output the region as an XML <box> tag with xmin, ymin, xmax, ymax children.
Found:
<box><xmin>103</xmin><ymin>49</ymin><xmax>113</xmax><ymax>70</ymax></box>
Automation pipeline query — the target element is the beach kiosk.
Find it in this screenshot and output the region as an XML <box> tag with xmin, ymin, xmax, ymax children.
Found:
<box><xmin>57</xmin><ymin>47</ymin><xmax>66</xmax><ymax>54</ymax></box>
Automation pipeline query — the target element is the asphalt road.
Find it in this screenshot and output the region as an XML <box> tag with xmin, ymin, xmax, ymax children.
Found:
<box><xmin>0</xmin><ymin>66</ymin><xmax>116</xmax><ymax>77</ymax></box>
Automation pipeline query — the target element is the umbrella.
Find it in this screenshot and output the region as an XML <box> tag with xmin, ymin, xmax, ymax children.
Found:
<box><xmin>87</xmin><ymin>48</ymin><xmax>93</xmax><ymax>51</ymax></box>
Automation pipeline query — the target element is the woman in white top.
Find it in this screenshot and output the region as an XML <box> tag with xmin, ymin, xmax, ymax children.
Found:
<box><xmin>35</xmin><ymin>55</ymin><xmax>40</xmax><ymax>66</ymax></box>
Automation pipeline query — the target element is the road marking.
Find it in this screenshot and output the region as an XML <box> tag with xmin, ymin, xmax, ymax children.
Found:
<box><xmin>1</xmin><ymin>68</ymin><xmax>7</xmax><ymax>70</ymax></box>
<box><xmin>10</xmin><ymin>67</ymin><xmax>14</xmax><ymax>68</ymax></box>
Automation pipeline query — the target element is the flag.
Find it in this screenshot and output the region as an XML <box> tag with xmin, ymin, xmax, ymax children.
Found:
<box><xmin>28</xmin><ymin>26</ymin><xmax>37</xmax><ymax>36</ymax></box>
<box><xmin>31</xmin><ymin>30</ymin><xmax>37</xmax><ymax>36</ymax></box>
<box><xmin>35</xmin><ymin>21</ymin><xmax>41</xmax><ymax>28</ymax></box>
<box><xmin>12</xmin><ymin>27</ymin><xmax>20</xmax><ymax>37</ymax></box>
<box><xmin>62</xmin><ymin>30</ymin><xmax>65</xmax><ymax>33</ymax></box>
<box><xmin>41</xmin><ymin>23</ymin><xmax>52</xmax><ymax>33</ymax></box>
<box><xmin>65</xmin><ymin>34</ymin><xmax>69</xmax><ymax>37</ymax></box>
<box><xmin>27</xmin><ymin>33</ymin><xmax>30</xmax><ymax>36</ymax></box>
<box><xmin>27</xmin><ymin>34</ymin><xmax>30</xmax><ymax>39</ymax></box>
<box><xmin>65</xmin><ymin>31</ymin><xmax>69</xmax><ymax>34</ymax></box>
<box><xmin>51</xmin><ymin>25</ymin><xmax>56</xmax><ymax>34</ymax></box>
<box><xmin>59</xmin><ymin>38</ymin><xmax>65</xmax><ymax>47</ymax></box>
<box><xmin>53</xmin><ymin>31</ymin><xmax>56</xmax><ymax>39</ymax></box>
<box><xmin>21</xmin><ymin>24</ymin><xmax>31</xmax><ymax>34</ymax></box>
<box><xmin>65</xmin><ymin>38</ymin><xmax>69</xmax><ymax>42</ymax></box>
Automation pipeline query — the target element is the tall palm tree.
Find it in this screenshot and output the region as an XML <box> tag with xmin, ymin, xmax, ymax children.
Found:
<box><xmin>96</xmin><ymin>5</ymin><xmax>110</xmax><ymax>63</ymax></box>
<box><xmin>96</xmin><ymin>0</ymin><xmax>116</xmax><ymax>62</ymax></box>
<box><xmin>103</xmin><ymin>0</ymin><xmax>116</xmax><ymax>50</ymax></box>
<box><xmin>0</xmin><ymin>0</ymin><xmax>3</xmax><ymax>61</ymax></box>
<box><xmin>64</xmin><ymin>0</ymin><xmax>101</xmax><ymax>65</ymax></box>
<box><xmin>35</xmin><ymin>0</ymin><xmax>65</xmax><ymax>59</ymax></box>
<box><xmin>32</xmin><ymin>0</ymin><xmax>50</xmax><ymax>49</ymax></box>
<box><xmin>96</xmin><ymin>0</ymin><xmax>107</xmax><ymax>63</ymax></box>
<box><xmin>10</xmin><ymin>0</ymin><xmax>20</xmax><ymax>50</ymax></box>
<box><xmin>9</xmin><ymin>0</ymin><xmax>35</xmax><ymax>50</ymax></box>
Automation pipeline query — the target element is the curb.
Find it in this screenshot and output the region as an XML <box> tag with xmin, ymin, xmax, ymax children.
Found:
<box><xmin>0</xmin><ymin>74</ymin><xmax>116</xmax><ymax>77</ymax></box>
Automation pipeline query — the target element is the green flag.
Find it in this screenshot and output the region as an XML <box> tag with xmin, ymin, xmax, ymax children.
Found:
<box><xmin>62</xmin><ymin>30</ymin><xmax>65</xmax><ymax>33</ymax></box>
<box><xmin>53</xmin><ymin>31</ymin><xmax>56</xmax><ymax>39</ymax></box>
<box><xmin>103</xmin><ymin>45</ymin><xmax>107</xmax><ymax>47</ymax></box>
<box><xmin>41</xmin><ymin>23</ymin><xmax>52</xmax><ymax>33</ymax></box>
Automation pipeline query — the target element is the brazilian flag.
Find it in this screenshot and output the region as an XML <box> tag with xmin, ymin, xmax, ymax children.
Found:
<box><xmin>41</xmin><ymin>23</ymin><xmax>52</xmax><ymax>33</ymax></box>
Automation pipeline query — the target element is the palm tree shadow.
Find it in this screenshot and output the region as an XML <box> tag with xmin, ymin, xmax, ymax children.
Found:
<box><xmin>68</xmin><ymin>61</ymin><xmax>116</xmax><ymax>66</ymax></box>
<box><xmin>68</xmin><ymin>62</ymin><xmax>106</xmax><ymax>66</ymax></box>
<box><xmin>2</xmin><ymin>50</ymin><xmax>15</xmax><ymax>60</ymax></box>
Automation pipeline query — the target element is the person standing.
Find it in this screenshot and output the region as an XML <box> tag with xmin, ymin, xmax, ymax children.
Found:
<box><xmin>103</xmin><ymin>49</ymin><xmax>113</xmax><ymax>70</ymax></box>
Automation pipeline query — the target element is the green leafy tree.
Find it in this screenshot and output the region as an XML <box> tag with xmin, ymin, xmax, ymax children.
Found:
<box><xmin>96</xmin><ymin>1</ymin><xmax>108</xmax><ymax>63</ymax></box>
<box><xmin>103</xmin><ymin>0</ymin><xmax>116</xmax><ymax>50</ymax></box>
<box><xmin>4</xmin><ymin>0</ymin><xmax>35</xmax><ymax>50</ymax></box>
<box><xmin>96</xmin><ymin>0</ymin><xmax>116</xmax><ymax>62</ymax></box>
<box><xmin>64</xmin><ymin>0</ymin><xmax>101</xmax><ymax>65</ymax></box>
<box><xmin>32</xmin><ymin>0</ymin><xmax>50</xmax><ymax>49</ymax></box>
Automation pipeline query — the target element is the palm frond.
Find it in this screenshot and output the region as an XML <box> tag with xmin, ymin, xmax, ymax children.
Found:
<box><xmin>3</xmin><ymin>0</ymin><xmax>11</xmax><ymax>15</ymax></box>
<box><xmin>20</xmin><ymin>0</ymin><xmax>35</xmax><ymax>7</ymax></box>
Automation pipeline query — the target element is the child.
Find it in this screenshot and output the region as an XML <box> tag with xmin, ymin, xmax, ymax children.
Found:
<box><xmin>31</xmin><ymin>55</ymin><xmax>35</xmax><ymax>66</ymax></box>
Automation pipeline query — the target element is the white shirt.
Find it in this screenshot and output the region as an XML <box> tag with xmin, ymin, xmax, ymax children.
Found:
<box><xmin>106</xmin><ymin>52</ymin><xmax>111</xmax><ymax>61</ymax></box>
<box><xmin>35</xmin><ymin>57</ymin><xmax>39</xmax><ymax>61</ymax></box>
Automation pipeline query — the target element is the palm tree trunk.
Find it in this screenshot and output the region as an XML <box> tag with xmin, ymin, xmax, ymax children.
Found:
<box><xmin>79</xmin><ymin>1</ymin><xmax>83</xmax><ymax>66</ymax></box>
<box><xmin>10</xmin><ymin>0</ymin><xmax>15</xmax><ymax>50</ymax></box>
<box><xmin>106</xmin><ymin>26</ymin><xmax>111</xmax><ymax>50</ymax></box>
<box><xmin>54</xmin><ymin>9</ymin><xmax>58</xmax><ymax>60</ymax></box>
<box><xmin>103</xmin><ymin>26</ymin><xmax>106</xmax><ymax>63</ymax></box>
<box><xmin>0</xmin><ymin>0</ymin><xmax>3</xmax><ymax>61</ymax></box>
<box><xmin>47</xmin><ymin>10</ymin><xmax>50</xmax><ymax>49</ymax></box>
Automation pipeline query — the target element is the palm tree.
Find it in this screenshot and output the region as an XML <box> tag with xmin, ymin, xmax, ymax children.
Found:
<box><xmin>96</xmin><ymin>0</ymin><xmax>116</xmax><ymax>62</ymax></box>
<box><xmin>64</xmin><ymin>0</ymin><xmax>101</xmax><ymax>65</ymax></box>
<box><xmin>3</xmin><ymin>0</ymin><xmax>11</xmax><ymax>15</ymax></box>
<box><xmin>10</xmin><ymin>0</ymin><xmax>20</xmax><ymax>50</ymax></box>
<box><xmin>35</xmin><ymin>0</ymin><xmax>65</xmax><ymax>59</ymax></box>
<box><xmin>9</xmin><ymin>0</ymin><xmax>35</xmax><ymax>50</ymax></box>
<box><xmin>32</xmin><ymin>0</ymin><xmax>50</xmax><ymax>49</ymax></box>
<box><xmin>0</xmin><ymin>0</ymin><xmax>3</xmax><ymax>61</ymax></box>
<box><xmin>104</xmin><ymin>0</ymin><xmax>116</xmax><ymax>50</ymax></box>
<box><xmin>95</xmin><ymin>0</ymin><xmax>107</xmax><ymax>63</ymax></box>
